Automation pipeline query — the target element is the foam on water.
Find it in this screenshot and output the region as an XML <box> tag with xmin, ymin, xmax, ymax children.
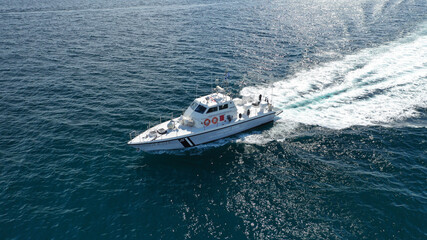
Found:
<box><xmin>141</xmin><ymin>22</ymin><xmax>427</xmax><ymax>150</ymax></box>
<box><xmin>241</xmin><ymin>22</ymin><xmax>427</xmax><ymax>138</ymax></box>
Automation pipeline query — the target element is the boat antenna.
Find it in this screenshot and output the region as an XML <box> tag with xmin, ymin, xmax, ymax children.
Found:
<box><xmin>224</xmin><ymin>70</ymin><xmax>230</xmax><ymax>92</ymax></box>
<box><xmin>214</xmin><ymin>78</ymin><xmax>220</xmax><ymax>92</ymax></box>
<box><xmin>238</xmin><ymin>77</ymin><xmax>246</xmax><ymax>99</ymax></box>
<box><xmin>211</xmin><ymin>72</ymin><xmax>214</xmax><ymax>93</ymax></box>
<box><xmin>270</xmin><ymin>84</ymin><xmax>273</xmax><ymax>105</ymax></box>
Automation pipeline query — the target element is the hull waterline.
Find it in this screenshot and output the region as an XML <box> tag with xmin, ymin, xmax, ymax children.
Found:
<box><xmin>129</xmin><ymin>112</ymin><xmax>278</xmax><ymax>152</ymax></box>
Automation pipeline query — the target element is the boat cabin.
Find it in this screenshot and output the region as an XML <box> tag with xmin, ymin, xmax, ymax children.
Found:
<box><xmin>182</xmin><ymin>93</ymin><xmax>237</xmax><ymax>128</ymax></box>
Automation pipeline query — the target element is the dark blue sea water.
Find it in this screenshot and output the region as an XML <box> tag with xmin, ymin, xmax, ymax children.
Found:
<box><xmin>1</xmin><ymin>0</ymin><xmax>426</xmax><ymax>239</ymax></box>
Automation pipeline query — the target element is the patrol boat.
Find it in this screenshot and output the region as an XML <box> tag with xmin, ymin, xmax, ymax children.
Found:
<box><xmin>128</xmin><ymin>87</ymin><xmax>282</xmax><ymax>152</ymax></box>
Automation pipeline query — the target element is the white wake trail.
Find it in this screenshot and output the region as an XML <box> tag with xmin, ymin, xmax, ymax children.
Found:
<box><xmin>242</xmin><ymin>23</ymin><xmax>426</xmax><ymax>134</ymax></box>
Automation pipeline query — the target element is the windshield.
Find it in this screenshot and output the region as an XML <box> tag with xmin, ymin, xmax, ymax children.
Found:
<box><xmin>190</xmin><ymin>101</ymin><xmax>198</xmax><ymax>110</ymax></box>
<box><xmin>194</xmin><ymin>105</ymin><xmax>207</xmax><ymax>114</ymax></box>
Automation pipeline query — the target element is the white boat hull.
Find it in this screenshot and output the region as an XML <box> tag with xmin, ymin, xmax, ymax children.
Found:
<box><xmin>129</xmin><ymin>112</ymin><xmax>276</xmax><ymax>152</ymax></box>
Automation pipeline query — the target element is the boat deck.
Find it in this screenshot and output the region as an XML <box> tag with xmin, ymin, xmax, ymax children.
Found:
<box><xmin>129</xmin><ymin>103</ymin><xmax>272</xmax><ymax>145</ymax></box>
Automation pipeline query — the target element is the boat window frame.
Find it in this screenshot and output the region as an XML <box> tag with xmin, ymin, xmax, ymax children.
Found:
<box><xmin>219</xmin><ymin>104</ymin><xmax>228</xmax><ymax>110</ymax></box>
<box><xmin>190</xmin><ymin>101</ymin><xmax>198</xmax><ymax>110</ymax></box>
<box><xmin>194</xmin><ymin>104</ymin><xmax>207</xmax><ymax>114</ymax></box>
<box><xmin>206</xmin><ymin>106</ymin><xmax>218</xmax><ymax>113</ymax></box>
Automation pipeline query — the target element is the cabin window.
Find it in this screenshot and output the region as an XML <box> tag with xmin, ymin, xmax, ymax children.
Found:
<box><xmin>206</xmin><ymin>106</ymin><xmax>218</xmax><ymax>113</ymax></box>
<box><xmin>194</xmin><ymin>105</ymin><xmax>207</xmax><ymax>114</ymax></box>
<box><xmin>219</xmin><ymin>104</ymin><xmax>228</xmax><ymax>110</ymax></box>
<box><xmin>190</xmin><ymin>101</ymin><xmax>198</xmax><ymax>110</ymax></box>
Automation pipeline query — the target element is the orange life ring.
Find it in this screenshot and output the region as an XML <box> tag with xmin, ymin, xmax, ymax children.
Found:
<box><xmin>212</xmin><ymin>117</ymin><xmax>218</xmax><ymax>124</ymax></box>
<box><xmin>204</xmin><ymin>119</ymin><xmax>210</xmax><ymax>126</ymax></box>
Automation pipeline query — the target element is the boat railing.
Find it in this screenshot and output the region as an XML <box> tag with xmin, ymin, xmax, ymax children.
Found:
<box><xmin>130</xmin><ymin>114</ymin><xmax>177</xmax><ymax>141</ymax></box>
<box><xmin>129</xmin><ymin>130</ymin><xmax>138</xmax><ymax>141</ymax></box>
